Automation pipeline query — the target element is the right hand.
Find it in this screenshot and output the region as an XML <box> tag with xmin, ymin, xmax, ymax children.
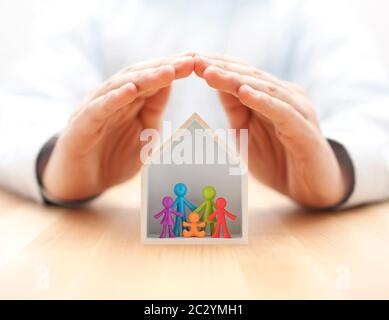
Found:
<box><xmin>42</xmin><ymin>54</ymin><xmax>194</xmax><ymax>201</ymax></box>
<box><xmin>194</xmin><ymin>53</ymin><xmax>351</xmax><ymax>208</ymax></box>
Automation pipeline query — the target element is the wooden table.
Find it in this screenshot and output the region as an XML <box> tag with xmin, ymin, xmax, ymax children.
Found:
<box><xmin>0</xmin><ymin>176</ymin><xmax>389</xmax><ymax>300</ymax></box>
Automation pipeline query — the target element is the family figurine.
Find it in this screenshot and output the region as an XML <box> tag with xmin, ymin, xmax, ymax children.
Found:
<box><xmin>153</xmin><ymin>197</ymin><xmax>182</xmax><ymax>238</ymax></box>
<box><xmin>153</xmin><ymin>183</ymin><xmax>237</xmax><ymax>239</ymax></box>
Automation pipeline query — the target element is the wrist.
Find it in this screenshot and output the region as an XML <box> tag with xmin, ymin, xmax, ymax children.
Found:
<box><xmin>291</xmin><ymin>139</ymin><xmax>354</xmax><ymax>210</ymax></box>
<box><xmin>37</xmin><ymin>135</ymin><xmax>101</xmax><ymax>206</ymax></box>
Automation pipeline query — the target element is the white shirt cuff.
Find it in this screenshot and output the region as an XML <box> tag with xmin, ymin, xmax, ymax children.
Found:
<box><xmin>324</xmin><ymin>131</ymin><xmax>389</xmax><ymax>208</ymax></box>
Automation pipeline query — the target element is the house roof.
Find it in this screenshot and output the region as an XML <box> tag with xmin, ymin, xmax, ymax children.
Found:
<box><xmin>142</xmin><ymin>113</ymin><xmax>242</xmax><ymax>168</ymax></box>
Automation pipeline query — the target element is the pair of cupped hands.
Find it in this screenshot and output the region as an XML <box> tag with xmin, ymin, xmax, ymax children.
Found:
<box><xmin>42</xmin><ymin>52</ymin><xmax>351</xmax><ymax>208</ymax></box>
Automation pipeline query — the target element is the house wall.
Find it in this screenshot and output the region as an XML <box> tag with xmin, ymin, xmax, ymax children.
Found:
<box><xmin>146</xmin><ymin>121</ymin><xmax>245</xmax><ymax>238</ymax></box>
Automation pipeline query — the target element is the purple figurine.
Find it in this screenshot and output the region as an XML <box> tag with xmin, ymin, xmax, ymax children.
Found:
<box><xmin>154</xmin><ymin>197</ymin><xmax>183</xmax><ymax>238</ymax></box>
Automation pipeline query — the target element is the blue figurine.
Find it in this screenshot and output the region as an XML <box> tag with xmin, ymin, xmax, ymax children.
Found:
<box><xmin>172</xmin><ymin>183</ymin><xmax>197</xmax><ymax>237</ymax></box>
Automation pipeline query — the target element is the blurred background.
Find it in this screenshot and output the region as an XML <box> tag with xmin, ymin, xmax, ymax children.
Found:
<box><xmin>0</xmin><ymin>0</ymin><xmax>389</xmax><ymax>83</ymax></box>
<box><xmin>0</xmin><ymin>0</ymin><xmax>388</xmax><ymax>80</ymax></box>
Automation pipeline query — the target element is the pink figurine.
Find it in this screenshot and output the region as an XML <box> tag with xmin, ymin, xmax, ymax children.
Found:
<box><xmin>207</xmin><ymin>198</ymin><xmax>237</xmax><ymax>239</ymax></box>
<box><xmin>154</xmin><ymin>197</ymin><xmax>183</xmax><ymax>238</ymax></box>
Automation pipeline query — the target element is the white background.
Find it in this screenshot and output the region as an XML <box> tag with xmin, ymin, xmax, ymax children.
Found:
<box><xmin>0</xmin><ymin>0</ymin><xmax>389</xmax><ymax>81</ymax></box>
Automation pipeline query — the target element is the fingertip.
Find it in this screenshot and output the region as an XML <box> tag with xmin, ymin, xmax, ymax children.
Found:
<box><xmin>238</xmin><ymin>84</ymin><xmax>257</xmax><ymax>99</ymax></box>
<box><xmin>204</xmin><ymin>65</ymin><xmax>223</xmax><ymax>76</ymax></box>
<box><xmin>193</xmin><ymin>55</ymin><xmax>210</xmax><ymax>77</ymax></box>
<box><xmin>238</xmin><ymin>85</ymin><xmax>271</xmax><ymax>110</ymax></box>
<box><xmin>202</xmin><ymin>66</ymin><xmax>223</xmax><ymax>86</ymax></box>
<box><xmin>238</xmin><ymin>85</ymin><xmax>254</xmax><ymax>104</ymax></box>
<box><xmin>111</xmin><ymin>82</ymin><xmax>137</xmax><ymax>105</ymax></box>
<box><xmin>173</xmin><ymin>56</ymin><xmax>195</xmax><ymax>78</ymax></box>
<box><xmin>120</xmin><ymin>82</ymin><xmax>138</xmax><ymax>95</ymax></box>
<box><xmin>238</xmin><ymin>84</ymin><xmax>250</xmax><ymax>95</ymax></box>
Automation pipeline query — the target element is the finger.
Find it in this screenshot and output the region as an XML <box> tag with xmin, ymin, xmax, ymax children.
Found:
<box><xmin>203</xmin><ymin>66</ymin><xmax>306</xmax><ymax>116</ymax></box>
<box><xmin>196</xmin><ymin>52</ymin><xmax>250</xmax><ymax>66</ymax></box>
<box><xmin>104</xmin><ymin>65</ymin><xmax>176</xmax><ymax>97</ymax></box>
<box><xmin>218</xmin><ymin>92</ymin><xmax>251</xmax><ymax>129</ymax></box>
<box><xmin>73</xmin><ymin>82</ymin><xmax>138</xmax><ymax>132</ymax></box>
<box><xmin>238</xmin><ymin>84</ymin><xmax>309</xmax><ymax>139</ymax></box>
<box><xmin>195</xmin><ymin>55</ymin><xmax>290</xmax><ymax>91</ymax></box>
<box><xmin>120</xmin><ymin>55</ymin><xmax>195</xmax><ymax>79</ymax></box>
<box><xmin>93</xmin><ymin>58</ymin><xmax>189</xmax><ymax>99</ymax></box>
<box><xmin>105</xmin><ymin>98</ymin><xmax>145</xmax><ymax>132</ymax></box>
<box><xmin>140</xmin><ymin>86</ymin><xmax>172</xmax><ymax>129</ymax></box>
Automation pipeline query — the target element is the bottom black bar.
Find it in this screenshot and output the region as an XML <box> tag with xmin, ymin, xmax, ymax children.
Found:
<box><xmin>0</xmin><ymin>300</ymin><xmax>385</xmax><ymax>318</ymax></box>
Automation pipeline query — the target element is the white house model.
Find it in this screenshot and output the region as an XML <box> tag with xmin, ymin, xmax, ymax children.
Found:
<box><xmin>141</xmin><ymin>113</ymin><xmax>248</xmax><ymax>244</ymax></box>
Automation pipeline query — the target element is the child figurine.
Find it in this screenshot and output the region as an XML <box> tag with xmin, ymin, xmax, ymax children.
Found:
<box><xmin>183</xmin><ymin>212</ymin><xmax>206</xmax><ymax>238</ymax></box>
<box><xmin>208</xmin><ymin>198</ymin><xmax>237</xmax><ymax>239</ymax></box>
<box><xmin>195</xmin><ymin>186</ymin><xmax>217</xmax><ymax>236</ymax></box>
<box><xmin>154</xmin><ymin>197</ymin><xmax>183</xmax><ymax>238</ymax></box>
<box><xmin>172</xmin><ymin>183</ymin><xmax>197</xmax><ymax>237</ymax></box>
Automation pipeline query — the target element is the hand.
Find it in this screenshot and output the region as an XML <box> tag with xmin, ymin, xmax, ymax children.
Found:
<box><xmin>42</xmin><ymin>54</ymin><xmax>194</xmax><ymax>201</ymax></box>
<box><xmin>194</xmin><ymin>53</ymin><xmax>352</xmax><ymax>208</ymax></box>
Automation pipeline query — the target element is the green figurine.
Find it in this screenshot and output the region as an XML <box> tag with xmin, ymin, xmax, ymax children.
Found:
<box><xmin>195</xmin><ymin>186</ymin><xmax>217</xmax><ymax>236</ymax></box>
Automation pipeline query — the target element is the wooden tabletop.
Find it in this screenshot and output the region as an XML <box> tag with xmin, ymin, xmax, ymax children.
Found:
<box><xmin>0</xmin><ymin>176</ymin><xmax>389</xmax><ymax>300</ymax></box>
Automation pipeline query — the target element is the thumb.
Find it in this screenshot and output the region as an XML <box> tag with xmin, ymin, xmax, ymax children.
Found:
<box><xmin>140</xmin><ymin>86</ymin><xmax>172</xmax><ymax>129</ymax></box>
<box><xmin>219</xmin><ymin>91</ymin><xmax>250</xmax><ymax>129</ymax></box>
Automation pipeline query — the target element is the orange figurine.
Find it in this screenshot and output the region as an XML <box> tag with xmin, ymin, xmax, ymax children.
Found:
<box><xmin>183</xmin><ymin>212</ymin><xmax>206</xmax><ymax>238</ymax></box>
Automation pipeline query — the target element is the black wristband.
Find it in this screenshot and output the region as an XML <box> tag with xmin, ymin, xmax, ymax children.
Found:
<box><xmin>327</xmin><ymin>139</ymin><xmax>356</xmax><ymax>208</ymax></box>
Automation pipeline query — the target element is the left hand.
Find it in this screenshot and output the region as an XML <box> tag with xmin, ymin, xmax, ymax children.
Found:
<box><xmin>42</xmin><ymin>54</ymin><xmax>194</xmax><ymax>201</ymax></box>
<box><xmin>194</xmin><ymin>53</ymin><xmax>352</xmax><ymax>208</ymax></box>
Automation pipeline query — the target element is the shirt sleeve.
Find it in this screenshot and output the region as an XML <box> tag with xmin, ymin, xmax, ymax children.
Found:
<box><xmin>283</xmin><ymin>0</ymin><xmax>389</xmax><ymax>208</ymax></box>
<box><xmin>0</xmin><ymin>10</ymin><xmax>105</xmax><ymax>203</ymax></box>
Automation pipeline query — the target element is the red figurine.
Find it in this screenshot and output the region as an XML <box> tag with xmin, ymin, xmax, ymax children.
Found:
<box><xmin>207</xmin><ymin>198</ymin><xmax>237</xmax><ymax>238</ymax></box>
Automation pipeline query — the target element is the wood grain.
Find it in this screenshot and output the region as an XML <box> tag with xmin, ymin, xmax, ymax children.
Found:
<box><xmin>0</xmin><ymin>175</ymin><xmax>388</xmax><ymax>299</ymax></box>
